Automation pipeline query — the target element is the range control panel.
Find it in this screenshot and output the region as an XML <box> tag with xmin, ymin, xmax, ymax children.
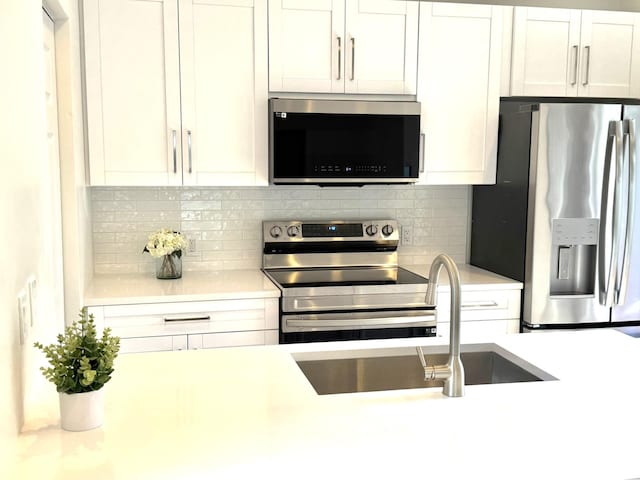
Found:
<box><xmin>263</xmin><ymin>220</ymin><xmax>400</xmax><ymax>242</ymax></box>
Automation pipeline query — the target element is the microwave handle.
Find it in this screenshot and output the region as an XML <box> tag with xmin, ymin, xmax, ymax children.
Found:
<box><xmin>419</xmin><ymin>133</ymin><xmax>425</xmax><ymax>173</ymax></box>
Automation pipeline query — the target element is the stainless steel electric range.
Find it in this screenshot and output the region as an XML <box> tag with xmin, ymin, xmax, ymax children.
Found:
<box><xmin>261</xmin><ymin>220</ymin><xmax>436</xmax><ymax>344</ymax></box>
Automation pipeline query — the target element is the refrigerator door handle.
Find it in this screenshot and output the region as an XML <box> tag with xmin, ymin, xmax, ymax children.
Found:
<box><xmin>598</xmin><ymin>121</ymin><xmax>622</xmax><ymax>307</ymax></box>
<box><xmin>617</xmin><ymin>119</ymin><xmax>636</xmax><ymax>304</ymax></box>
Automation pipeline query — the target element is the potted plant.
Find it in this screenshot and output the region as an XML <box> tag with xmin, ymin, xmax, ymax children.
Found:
<box><xmin>34</xmin><ymin>307</ymin><xmax>120</xmax><ymax>431</ymax></box>
<box><xmin>143</xmin><ymin>228</ymin><xmax>188</xmax><ymax>279</ymax></box>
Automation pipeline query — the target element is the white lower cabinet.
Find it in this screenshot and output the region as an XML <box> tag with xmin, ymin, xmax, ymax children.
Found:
<box><xmin>436</xmin><ymin>288</ymin><xmax>521</xmax><ymax>340</ymax></box>
<box><xmin>87</xmin><ymin>297</ymin><xmax>279</xmax><ymax>354</ymax></box>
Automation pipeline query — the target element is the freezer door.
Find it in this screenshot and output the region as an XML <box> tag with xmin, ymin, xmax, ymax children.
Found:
<box><xmin>524</xmin><ymin>103</ymin><xmax>620</xmax><ymax>327</ymax></box>
<box><xmin>612</xmin><ymin>105</ymin><xmax>640</xmax><ymax>322</ymax></box>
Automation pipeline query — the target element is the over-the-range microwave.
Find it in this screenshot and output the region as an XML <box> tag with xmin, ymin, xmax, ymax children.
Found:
<box><xmin>269</xmin><ymin>98</ymin><xmax>421</xmax><ymax>186</ymax></box>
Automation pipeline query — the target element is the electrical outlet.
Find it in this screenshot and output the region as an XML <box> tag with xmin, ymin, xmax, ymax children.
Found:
<box><xmin>402</xmin><ymin>225</ymin><xmax>413</xmax><ymax>246</ymax></box>
<box><xmin>188</xmin><ymin>238</ymin><xmax>197</xmax><ymax>253</ymax></box>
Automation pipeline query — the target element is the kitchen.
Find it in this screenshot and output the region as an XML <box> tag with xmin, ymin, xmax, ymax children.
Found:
<box><xmin>2</xmin><ymin>0</ymin><xmax>640</xmax><ymax>478</ymax></box>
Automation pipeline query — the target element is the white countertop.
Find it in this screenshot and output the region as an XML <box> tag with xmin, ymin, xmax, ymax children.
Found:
<box><xmin>84</xmin><ymin>265</ymin><xmax>522</xmax><ymax>307</ymax></box>
<box><xmin>84</xmin><ymin>269</ymin><xmax>281</xmax><ymax>305</ymax></box>
<box><xmin>14</xmin><ymin>330</ymin><xmax>640</xmax><ymax>479</ymax></box>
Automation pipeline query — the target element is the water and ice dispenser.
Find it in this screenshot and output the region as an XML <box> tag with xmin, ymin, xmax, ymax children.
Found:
<box><xmin>549</xmin><ymin>219</ymin><xmax>599</xmax><ymax>297</ymax></box>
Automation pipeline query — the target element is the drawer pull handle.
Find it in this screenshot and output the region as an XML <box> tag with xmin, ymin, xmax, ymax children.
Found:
<box><xmin>461</xmin><ymin>301</ymin><xmax>499</xmax><ymax>309</ymax></box>
<box><xmin>164</xmin><ymin>315</ymin><xmax>211</xmax><ymax>322</ymax></box>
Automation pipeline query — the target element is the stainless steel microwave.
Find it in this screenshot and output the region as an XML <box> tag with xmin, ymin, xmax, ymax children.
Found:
<box><xmin>269</xmin><ymin>98</ymin><xmax>421</xmax><ymax>185</ymax></box>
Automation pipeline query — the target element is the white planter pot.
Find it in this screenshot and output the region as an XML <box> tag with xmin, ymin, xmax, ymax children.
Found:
<box><xmin>59</xmin><ymin>389</ymin><xmax>104</xmax><ymax>432</ymax></box>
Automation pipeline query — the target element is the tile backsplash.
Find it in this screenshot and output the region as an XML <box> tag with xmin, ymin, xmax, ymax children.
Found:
<box><xmin>91</xmin><ymin>185</ymin><xmax>470</xmax><ymax>274</ymax></box>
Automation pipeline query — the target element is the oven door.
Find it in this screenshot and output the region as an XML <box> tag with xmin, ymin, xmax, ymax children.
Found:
<box><xmin>280</xmin><ymin>309</ymin><xmax>437</xmax><ymax>344</ymax></box>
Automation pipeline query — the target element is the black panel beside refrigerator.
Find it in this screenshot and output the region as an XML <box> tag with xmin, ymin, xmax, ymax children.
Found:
<box><xmin>471</xmin><ymin>97</ymin><xmax>640</xmax><ymax>332</ymax></box>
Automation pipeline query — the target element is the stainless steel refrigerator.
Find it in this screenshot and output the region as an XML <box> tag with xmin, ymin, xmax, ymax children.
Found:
<box><xmin>471</xmin><ymin>97</ymin><xmax>639</xmax><ymax>331</ymax></box>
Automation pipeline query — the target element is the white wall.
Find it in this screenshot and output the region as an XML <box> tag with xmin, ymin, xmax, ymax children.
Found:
<box><xmin>0</xmin><ymin>0</ymin><xmax>88</xmax><ymax>471</ymax></box>
<box><xmin>91</xmin><ymin>185</ymin><xmax>470</xmax><ymax>273</ymax></box>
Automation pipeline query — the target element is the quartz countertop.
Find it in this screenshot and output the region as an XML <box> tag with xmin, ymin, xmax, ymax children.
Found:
<box><xmin>84</xmin><ymin>269</ymin><xmax>281</xmax><ymax>306</ymax></box>
<box><xmin>14</xmin><ymin>330</ymin><xmax>640</xmax><ymax>479</ymax></box>
<box><xmin>85</xmin><ymin>265</ymin><xmax>521</xmax><ymax>307</ymax></box>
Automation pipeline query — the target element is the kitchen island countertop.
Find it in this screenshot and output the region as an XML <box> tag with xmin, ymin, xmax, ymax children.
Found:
<box><xmin>14</xmin><ymin>329</ymin><xmax>639</xmax><ymax>479</ymax></box>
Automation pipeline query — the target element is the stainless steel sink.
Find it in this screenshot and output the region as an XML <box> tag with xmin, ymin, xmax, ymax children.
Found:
<box><xmin>293</xmin><ymin>343</ymin><xmax>556</xmax><ymax>395</ymax></box>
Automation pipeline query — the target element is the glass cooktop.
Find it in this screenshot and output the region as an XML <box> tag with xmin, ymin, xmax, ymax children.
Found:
<box><xmin>264</xmin><ymin>266</ymin><xmax>428</xmax><ymax>288</ymax></box>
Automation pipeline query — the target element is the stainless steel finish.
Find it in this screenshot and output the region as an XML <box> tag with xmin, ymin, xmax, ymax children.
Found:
<box><xmin>570</xmin><ymin>45</ymin><xmax>578</xmax><ymax>85</ymax></box>
<box><xmin>294</xmin><ymin>343</ymin><xmax>555</xmax><ymax>395</ymax></box>
<box><xmin>350</xmin><ymin>36</ymin><xmax>355</xmax><ymax>81</ymax></box>
<box><xmin>525</xmin><ymin>103</ymin><xmax>621</xmax><ymax>327</ymax></box>
<box><xmin>419</xmin><ymin>132</ymin><xmax>425</xmax><ymax>173</ymax></box>
<box><xmin>422</xmin><ymin>254</ymin><xmax>464</xmax><ymax>397</ymax></box>
<box><xmin>582</xmin><ymin>45</ymin><xmax>591</xmax><ymax>86</ymax></box>
<box><xmin>187</xmin><ymin>130</ymin><xmax>193</xmax><ymax>174</ymax></box>
<box><xmin>614</xmin><ymin>105</ymin><xmax>640</xmax><ymax>322</ymax></box>
<box><xmin>616</xmin><ymin>119</ymin><xmax>636</xmax><ymax>304</ymax></box>
<box><xmin>283</xmin><ymin>310</ymin><xmax>436</xmax><ymax>333</ymax></box>
<box><xmin>598</xmin><ymin>121</ymin><xmax>618</xmax><ymax>306</ymax></box>
<box><xmin>164</xmin><ymin>315</ymin><xmax>210</xmax><ymax>322</ymax></box>
<box><xmin>172</xmin><ymin>129</ymin><xmax>177</xmax><ymax>173</ymax></box>
<box><xmin>269</xmin><ymin>98</ymin><xmax>421</xmax><ymax>116</ymax></box>
<box><xmin>336</xmin><ymin>36</ymin><xmax>342</xmax><ymax>80</ymax></box>
<box><xmin>281</xmin><ymin>291</ymin><xmax>430</xmax><ymax>312</ymax></box>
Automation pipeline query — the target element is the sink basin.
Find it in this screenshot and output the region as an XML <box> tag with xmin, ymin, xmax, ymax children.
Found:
<box><xmin>293</xmin><ymin>343</ymin><xmax>556</xmax><ymax>395</ymax></box>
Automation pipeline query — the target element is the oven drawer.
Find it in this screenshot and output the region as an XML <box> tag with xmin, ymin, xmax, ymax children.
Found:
<box><xmin>282</xmin><ymin>310</ymin><xmax>436</xmax><ymax>333</ymax></box>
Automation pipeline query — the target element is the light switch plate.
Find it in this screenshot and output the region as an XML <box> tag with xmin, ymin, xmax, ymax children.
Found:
<box><xmin>402</xmin><ymin>225</ymin><xmax>413</xmax><ymax>246</ymax></box>
<box><xmin>18</xmin><ymin>292</ymin><xmax>29</xmax><ymax>345</ymax></box>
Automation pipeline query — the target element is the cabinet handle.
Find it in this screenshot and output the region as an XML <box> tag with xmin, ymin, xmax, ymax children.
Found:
<box><xmin>582</xmin><ymin>45</ymin><xmax>591</xmax><ymax>86</ymax></box>
<box><xmin>187</xmin><ymin>130</ymin><xmax>193</xmax><ymax>174</ymax></box>
<box><xmin>461</xmin><ymin>301</ymin><xmax>499</xmax><ymax>309</ymax></box>
<box><xmin>336</xmin><ymin>36</ymin><xmax>342</xmax><ymax>80</ymax></box>
<box><xmin>350</xmin><ymin>36</ymin><xmax>355</xmax><ymax>81</ymax></box>
<box><xmin>570</xmin><ymin>45</ymin><xmax>578</xmax><ymax>86</ymax></box>
<box><xmin>164</xmin><ymin>315</ymin><xmax>211</xmax><ymax>322</ymax></box>
<box><xmin>172</xmin><ymin>129</ymin><xmax>177</xmax><ymax>173</ymax></box>
<box><xmin>419</xmin><ymin>132</ymin><xmax>425</xmax><ymax>173</ymax></box>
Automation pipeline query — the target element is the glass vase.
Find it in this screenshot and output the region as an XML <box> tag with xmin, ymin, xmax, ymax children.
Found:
<box><xmin>156</xmin><ymin>252</ymin><xmax>182</xmax><ymax>279</ymax></box>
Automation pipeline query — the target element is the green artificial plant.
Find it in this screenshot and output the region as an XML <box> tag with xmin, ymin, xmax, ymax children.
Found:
<box><xmin>34</xmin><ymin>307</ymin><xmax>121</xmax><ymax>394</ymax></box>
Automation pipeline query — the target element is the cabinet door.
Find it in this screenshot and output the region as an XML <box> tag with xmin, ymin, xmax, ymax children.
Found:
<box><xmin>197</xmin><ymin>331</ymin><xmax>266</xmax><ymax>349</ymax></box>
<box><xmin>578</xmin><ymin>10</ymin><xmax>640</xmax><ymax>98</ymax></box>
<box><xmin>343</xmin><ymin>0</ymin><xmax>418</xmax><ymax>94</ymax></box>
<box><xmin>268</xmin><ymin>0</ymin><xmax>346</xmax><ymax>93</ymax></box>
<box><xmin>510</xmin><ymin>7</ymin><xmax>581</xmax><ymax>96</ymax></box>
<box><xmin>417</xmin><ymin>3</ymin><xmax>502</xmax><ymax>185</ymax></box>
<box><xmin>83</xmin><ymin>0</ymin><xmax>182</xmax><ymax>185</ymax></box>
<box><xmin>179</xmin><ymin>0</ymin><xmax>268</xmax><ymax>186</ymax></box>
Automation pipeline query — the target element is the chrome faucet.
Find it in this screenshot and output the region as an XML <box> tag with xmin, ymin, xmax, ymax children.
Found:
<box><xmin>416</xmin><ymin>253</ymin><xmax>465</xmax><ymax>397</ymax></box>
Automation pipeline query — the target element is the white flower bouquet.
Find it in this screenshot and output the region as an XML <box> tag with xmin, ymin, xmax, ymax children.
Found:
<box><xmin>143</xmin><ymin>229</ymin><xmax>188</xmax><ymax>279</ymax></box>
<box><xmin>143</xmin><ymin>229</ymin><xmax>188</xmax><ymax>258</ymax></box>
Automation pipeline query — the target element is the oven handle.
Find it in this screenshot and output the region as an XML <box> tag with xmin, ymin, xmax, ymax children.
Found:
<box><xmin>285</xmin><ymin>313</ymin><xmax>436</xmax><ymax>330</ymax></box>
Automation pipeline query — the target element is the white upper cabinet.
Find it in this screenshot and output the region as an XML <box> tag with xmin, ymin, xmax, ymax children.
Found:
<box><xmin>416</xmin><ymin>3</ymin><xmax>503</xmax><ymax>185</ymax></box>
<box><xmin>268</xmin><ymin>0</ymin><xmax>418</xmax><ymax>94</ymax></box>
<box><xmin>511</xmin><ymin>7</ymin><xmax>640</xmax><ymax>98</ymax></box>
<box><xmin>84</xmin><ymin>0</ymin><xmax>182</xmax><ymax>186</ymax></box>
<box><xmin>83</xmin><ymin>0</ymin><xmax>268</xmax><ymax>186</ymax></box>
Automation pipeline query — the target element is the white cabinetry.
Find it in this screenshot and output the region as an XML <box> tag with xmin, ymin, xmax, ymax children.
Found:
<box><xmin>511</xmin><ymin>7</ymin><xmax>640</xmax><ymax>98</ymax></box>
<box><xmin>416</xmin><ymin>3</ymin><xmax>502</xmax><ymax>185</ymax></box>
<box><xmin>88</xmin><ymin>298</ymin><xmax>279</xmax><ymax>354</ymax></box>
<box><xmin>436</xmin><ymin>288</ymin><xmax>521</xmax><ymax>341</ymax></box>
<box><xmin>268</xmin><ymin>0</ymin><xmax>418</xmax><ymax>94</ymax></box>
<box><xmin>83</xmin><ymin>0</ymin><xmax>268</xmax><ymax>186</ymax></box>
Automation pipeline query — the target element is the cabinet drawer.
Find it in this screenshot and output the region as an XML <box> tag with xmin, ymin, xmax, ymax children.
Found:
<box><xmin>119</xmin><ymin>335</ymin><xmax>187</xmax><ymax>354</ymax></box>
<box><xmin>436</xmin><ymin>289</ymin><xmax>521</xmax><ymax>322</ymax></box>
<box><xmin>189</xmin><ymin>331</ymin><xmax>266</xmax><ymax>350</ymax></box>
